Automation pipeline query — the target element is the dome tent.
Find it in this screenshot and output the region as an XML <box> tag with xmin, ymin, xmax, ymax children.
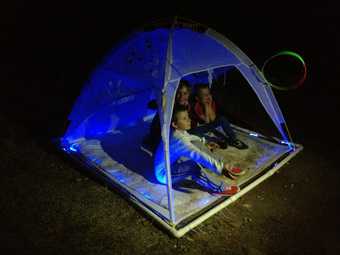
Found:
<box><xmin>59</xmin><ymin>18</ymin><xmax>303</xmax><ymax>237</ymax></box>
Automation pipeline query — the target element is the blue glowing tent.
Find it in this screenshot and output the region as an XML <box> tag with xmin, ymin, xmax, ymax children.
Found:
<box><xmin>59</xmin><ymin>18</ymin><xmax>302</xmax><ymax>237</ymax></box>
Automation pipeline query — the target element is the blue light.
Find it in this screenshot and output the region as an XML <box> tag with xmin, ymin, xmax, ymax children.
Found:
<box><xmin>94</xmin><ymin>158</ymin><xmax>103</xmax><ymax>164</ymax></box>
<box><xmin>280</xmin><ymin>140</ymin><xmax>290</xmax><ymax>145</ymax></box>
<box><xmin>112</xmin><ymin>172</ymin><xmax>129</xmax><ymax>184</ymax></box>
<box><xmin>249</xmin><ymin>132</ymin><xmax>258</xmax><ymax>137</ymax></box>
<box><xmin>198</xmin><ymin>197</ymin><xmax>211</xmax><ymax>207</ymax></box>
<box><xmin>144</xmin><ymin>194</ymin><xmax>152</xmax><ymax>200</ymax></box>
<box><xmin>154</xmin><ymin>164</ymin><xmax>167</xmax><ymax>185</ymax></box>
<box><xmin>136</xmin><ymin>187</ymin><xmax>154</xmax><ymax>200</ymax></box>
<box><xmin>280</xmin><ymin>140</ymin><xmax>294</xmax><ymax>150</ymax></box>
<box><xmin>141</xmin><ymin>191</ymin><xmax>152</xmax><ymax>200</ymax></box>
<box><xmin>88</xmin><ymin>155</ymin><xmax>97</xmax><ymax>162</ymax></box>
<box><xmin>69</xmin><ymin>144</ymin><xmax>78</xmax><ymax>152</ymax></box>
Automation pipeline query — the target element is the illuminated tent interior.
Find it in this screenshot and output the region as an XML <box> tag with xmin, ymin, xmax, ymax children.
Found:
<box><xmin>58</xmin><ymin>18</ymin><xmax>303</xmax><ymax>237</ymax></box>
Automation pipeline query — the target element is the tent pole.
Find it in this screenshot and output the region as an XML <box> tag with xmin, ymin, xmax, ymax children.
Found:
<box><xmin>161</xmin><ymin>21</ymin><xmax>177</xmax><ymax>225</ymax></box>
<box><xmin>163</xmin><ymin>138</ymin><xmax>176</xmax><ymax>224</ymax></box>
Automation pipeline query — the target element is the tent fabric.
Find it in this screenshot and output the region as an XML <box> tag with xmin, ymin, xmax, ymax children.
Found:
<box><xmin>168</xmin><ymin>29</ymin><xmax>240</xmax><ymax>81</ymax></box>
<box><xmin>64</xmin><ymin>24</ymin><xmax>289</xmax><ymax>144</ymax></box>
<box><xmin>65</xmin><ymin>28</ymin><xmax>170</xmax><ymax>141</ymax></box>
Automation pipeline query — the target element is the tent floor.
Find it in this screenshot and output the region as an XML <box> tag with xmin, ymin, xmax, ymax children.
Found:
<box><xmin>61</xmin><ymin>123</ymin><xmax>301</xmax><ymax>228</ymax></box>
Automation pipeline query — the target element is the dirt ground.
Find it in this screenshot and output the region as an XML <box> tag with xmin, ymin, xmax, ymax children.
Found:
<box><xmin>1</xmin><ymin>3</ymin><xmax>340</xmax><ymax>255</ymax></box>
<box><xmin>1</xmin><ymin>106</ymin><xmax>339</xmax><ymax>255</ymax></box>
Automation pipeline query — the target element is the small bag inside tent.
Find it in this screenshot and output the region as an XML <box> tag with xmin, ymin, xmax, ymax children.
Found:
<box><xmin>58</xmin><ymin>18</ymin><xmax>303</xmax><ymax>237</ymax></box>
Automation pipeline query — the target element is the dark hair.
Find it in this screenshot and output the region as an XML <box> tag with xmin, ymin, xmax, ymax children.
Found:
<box><xmin>195</xmin><ymin>83</ymin><xmax>210</xmax><ymax>96</ymax></box>
<box><xmin>178</xmin><ymin>80</ymin><xmax>191</xmax><ymax>92</ymax></box>
<box><xmin>171</xmin><ymin>104</ymin><xmax>188</xmax><ymax>124</ymax></box>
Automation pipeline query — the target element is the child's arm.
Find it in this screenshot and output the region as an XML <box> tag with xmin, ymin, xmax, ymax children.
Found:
<box><xmin>201</xmin><ymin>103</ymin><xmax>211</xmax><ymax>123</ymax></box>
<box><xmin>174</xmin><ymin>134</ymin><xmax>224</xmax><ymax>175</ymax></box>
<box><xmin>207</xmin><ymin>102</ymin><xmax>216</xmax><ymax>122</ymax></box>
<box><xmin>202</xmin><ymin>100</ymin><xmax>216</xmax><ymax>123</ymax></box>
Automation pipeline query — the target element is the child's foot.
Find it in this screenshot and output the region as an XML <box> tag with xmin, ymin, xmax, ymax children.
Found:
<box><xmin>226</xmin><ymin>171</ymin><xmax>239</xmax><ymax>180</ymax></box>
<box><xmin>223</xmin><ymin>167</ymin><xmax>246</xmax><ymax>179</ymax></box>
<box><xmin>206</xmin><ymin>136</ymin><xmax>228</xmax><ymax>149</ymax></box>
<box><xmin>216</xmin><ymin>140</ymin><xmax>228</xmax><ymax>149</ymax></box>
<box><xmin>229</xmin><ymin>139</ymin><xmax>248</xmax><ymax>150</ymax></box>
<box><xmin>213</xmin><ymin>184</ymin><xmax>240</xmax><ymax>196</ymax></box>
<box><xmin>229</xmin><ymin>167</ymin><xmax>246</xmax><ymax>176</ymax></box>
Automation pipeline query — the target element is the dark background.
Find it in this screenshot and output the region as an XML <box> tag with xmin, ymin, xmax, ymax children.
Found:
<box><xmin>1</xmin><ymin>1</ymin><xmax>339</xmax><ymax>254</ymax></box>
<box><xmin>1</xmin><ymin>1</ymin><xmax>339</xmax><ymax>139</ymax></box>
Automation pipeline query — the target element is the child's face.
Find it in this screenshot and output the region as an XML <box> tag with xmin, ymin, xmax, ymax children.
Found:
<box><xmin>172</xmin><ymin>110</ymin><xmax>191</xmax><ymax>131</ymax></box>
<box><xmin>176</xmin><ymin>86</ymin><xmax>190</xmax><ymax>106</ymax></box>
<box><xmin>197</xmin><ymin>87</ymin><xmax>212</xmax><ymax>104</ymax></box>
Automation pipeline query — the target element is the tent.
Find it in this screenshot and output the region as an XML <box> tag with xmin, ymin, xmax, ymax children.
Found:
<box><xmin>58</xmin><ymin>18</ymin><xmax>303</xmax><ymax>237</ymax></box>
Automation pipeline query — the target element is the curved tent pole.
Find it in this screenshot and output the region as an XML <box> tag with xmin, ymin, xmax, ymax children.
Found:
<box><xmin>160</xmin><ymin>17</ymin><xmax>189</xmax><ymax>225</ymax></box>
<box><xmin>208</xmin><ymin>69</ymin><xmax>213</xmax><ymax>88</ymax></box>
<box><xmin>249</xmin><ymin>65</ymin><xmax>294</xmax><ymax>146</ymax></box>
<box><xmin>236</xmin><ymin>63</ymin><xmax>292</xmax><ymax>143</ymax></box>
<box><xmin>205</xmin><ymin>28</ymin><xmax>293</xmax><ymax>146</ymax></box>
<box><xmin>160</xmin><ymin>18</ymin><xmax>177</xmax><ymax>225</ymax></box>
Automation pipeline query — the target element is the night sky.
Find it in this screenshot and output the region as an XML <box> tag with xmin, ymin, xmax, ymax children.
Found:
<box><xmin>1</xmin><ymin>2</ymin><xmax>339</xmax><ymax>138</ymax></box>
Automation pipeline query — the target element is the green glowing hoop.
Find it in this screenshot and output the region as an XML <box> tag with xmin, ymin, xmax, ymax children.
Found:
<box><xmin>261</xmin><ymin>51</ymin><xmax>307</xmax><ymax>91</ymax></box>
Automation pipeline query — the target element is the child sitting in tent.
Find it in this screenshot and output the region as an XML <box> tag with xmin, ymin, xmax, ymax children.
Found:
<box><xmin>143</xmin><ymin>80</ymin><xmax>196</xmax><ymax>154</ymax></box>
<box><xmin>153</xmin><ymin>105</ymin><xmax>246</xmax><ymax>196</ymax></box>
<box><xmin>143</xmin><ymin>80</ymin><xmax>227</xmax><ymax>155</ymax></box>
<box><xmin>191</xmin><ymin>83</ymin><xmax>248</xmax><ymax>150</ymax></box>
